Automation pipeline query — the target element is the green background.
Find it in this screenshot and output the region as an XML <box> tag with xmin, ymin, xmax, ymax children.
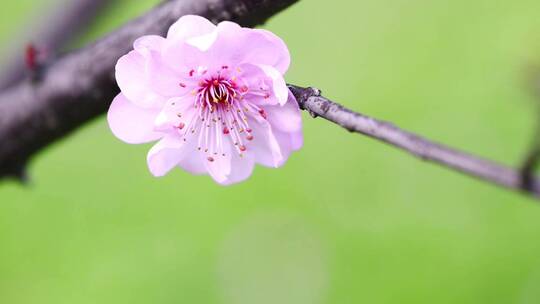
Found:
<box><xmin>2</xmin><ymin>0</ymin><xmax>540</xmax><ymax>303</ymax></box>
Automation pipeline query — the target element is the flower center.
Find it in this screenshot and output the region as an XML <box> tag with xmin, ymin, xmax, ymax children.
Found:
<box><xmin>173</xmin><ymin>71</ymin><xmax>270</xmax><ymax>162</ymax></box>
<box><xmin>197</xmin><ymin>76</ymin><xmax>239</xmax><ymax>105</ymax></box>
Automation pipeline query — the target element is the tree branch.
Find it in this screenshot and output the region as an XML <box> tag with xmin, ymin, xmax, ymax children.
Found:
<box><xmin>288</xmin><ymin>85</ymin><xmax>540</xmax><ymax>199</ymax></box>
<box><xmin>0</xmin><ymin>0</ymin><xmax>299</xmax><ymax>180</ymax></box>
<box><xmin>0</xmin><ymin>0</ymin><xmax>113</xmax><ymax>91</ymax></box>
<box><xmin>0</xmin><ymin>0</ymin><xmax>537</xmax><ymax>201</ymax></box>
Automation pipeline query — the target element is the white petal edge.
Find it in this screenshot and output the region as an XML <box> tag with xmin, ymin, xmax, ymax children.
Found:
<box><xmin>107</xmin><ymin>94</ymin><xmax>162</xmax><ymax>144</ymax></box>
<box><xmin>167</xmin><ymin>15</ymin><xmax>216</xmax><ymax>42</ymax></box>
<box><xmin>147</xmin><ymin>134</ymin><xmax>192</xmax><ymax>177</ymax></box>
<box><xmin>264</xmin><ymin>91</ymin><xmax>302</xmax><ymax>133</ymax></box>
<box><xmin>256</xmin><ymin>64</ymin><xmax>288</xmax><ymax>105</ymax></box>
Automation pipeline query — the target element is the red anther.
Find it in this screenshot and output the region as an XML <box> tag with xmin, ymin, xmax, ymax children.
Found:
<box><xmin>222</xmin><ymin>65</ymin><xmax>229</xmax><ymax>69</ymax></box>
<box><xmin>177</xmin><ymin>122</ymin><xmax>185</xmax><ymax>129</ymax></box>
<box><xmin>207</xmin><ymin>156</ymin><xmax>215</xmax><ymax>162</ymax></box>
<box><xmin>25</xmin><ymin>44</ymin><xmax>38</xmax><ymax>70</ymax></box>
<box><xmin>179</xmin><ymin>82</ymin><xmax>186</xmax><ymax>88</ymax></box>
<box><xmin>264</xmin><ymin>93</ymin><xmax>270</xmax><ymax>99</ymax></box>
<box><xmin>213</xmin><ymin>79</ymin><xmax>219</xmax><ymax>85</ymax></box>
<box><xmin>223</xmin><ymin>127</ymin><xmax>230</xmax><ymax>135</ymax></box>
<box><xmin>259</xmin><ymin>109</ymin><xmax>267</xmax><ymax>119</ymax></box>
<box><xmin>239</xmin><ymin>145</ymin><xmax>247</xmax><ymax>152</ymax></box>
<box><xmin>240</xmin><ymin>85</ymin><xmax>249</xmax><ymax>93</ymax></box>
<box><xmin>246</xmin><ymin>128</ymin><xmax>252</xmax><ymax>133</ymax></box>
<box><xmin>189</xmin><ymin>69</ymin><xmax>195</xmax><ymax>77</ymax></box>
<box><xmin>246</xmin><ymin>135</ymin><xmax>254</xmax><ymax>141</ymax></box>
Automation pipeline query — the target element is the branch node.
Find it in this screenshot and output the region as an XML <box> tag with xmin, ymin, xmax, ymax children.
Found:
<box><xmin>288</xmin><ymin>84</ymin><xmax>321</xmax><ymax>116</ymax></box>
<box><xmin>25</xmin><ymin>43</ymin><xmax>48</xmax><ymax>83</ymax></box>
<box><xmin>307</xmin><ymin>86</ymin><xmax>321</xmax><ymax>97</ymax></box>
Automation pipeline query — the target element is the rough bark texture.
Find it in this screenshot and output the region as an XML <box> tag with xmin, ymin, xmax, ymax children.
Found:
<box><xmin>288</xmin><ymin>85</ymin><xmax>540</xmax><ymax>198</ymax></box>
<box><xmin>0</xmin><ymin>0</ymin><xmax>299</xmax><ymax>179</ymax></box>
<box><xmin>0</xmin><ymin>0</ymin><xmax>114</xmax><ymax>91</ymax></box>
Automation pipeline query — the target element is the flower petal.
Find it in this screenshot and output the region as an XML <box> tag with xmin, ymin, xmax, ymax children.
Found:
<box><xmin>154</xmin><ymin>97</ymin><xmax>196</xmax><ymax>131</ymax></box>
<box><xmin>167</xmin><ymin>15</ymin><xmax>218</xmax><ymax>52</ymax></box>
<box><xmin>167</xmin><ymin>15</ymin><xmax>216</xmax><ymax>44</ymax></box>
<box><xmin>202</xmin><ymin>140</ymin><xmax>232</xmax><ymax>184</ymax></box>
<box><xmin>264</xmin><ymin>91</ymin><xmax>302</xmax><ymax>132</ymax></box>
<box><xmin>274</xmin><ymin>129</ymin><xmax>303</xmax><ymax>160</ymax></box>
<box><xmin>207</xmin><ymin>23</ymin><xmax>290</xmax><ymax>73</ymax></box>
<box><xmin>251</xmin><ymin>29</ymin><xmax>290</xmax><ymax>74</ymax></box>
<box><xmin>237</xmin><ymin>63</ymin><xmax>288</xmax><ymax>106</ymax></box>
<box><xmin>107</xmin><ymin>94</ymin><xmax>162</xmax><ymax>144</ymax></box>
<box><xmin>118</xmin><ymin>36</ymin><xmax>187</xmax><ymax>106</ymax></box>
<box><xmin>256</xmin><ymin>64</ymin><xmax>288</xmax><ymax>105</ymax></box>
<box><xmin>147</xmin><ymin>134</ymin><xmax>192</xmax><ymax>177</ymax></box>
<box><xmin>133</xmin><ymin>35</ymin><xmax>165</xmax><ymax>55</ymax></box>
<box><xmin>247</xmin><ymin>119</ymin><xmax>284</xmax><ymax>168</ymax></box>
<box><xmin>161</xmin><ymin>40</ymin><xmax>208</xmax><ymax>76</ymax></box>
<box><xmin>146</xmin><ymin>55</ymin><xmax>188</xmax><ymax>97</ymax></box>
<box><xmin>221</xmin><ymin>153</ymin><xmax>255</xmax><ymax>185</ymax></box>
<box><xmin>178</xmin><ymin>152</ymin><xmax>207</xmax><ymax>175</ymax></box>
<box><xmin>115</xmin><ymin>50</ymin><xmax>164</xmax><ymax>108</ymax></box>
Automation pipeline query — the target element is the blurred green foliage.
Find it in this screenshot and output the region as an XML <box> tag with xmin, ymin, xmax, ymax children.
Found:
<box><xmin>2</xmin><ymin>0</ymin><xmax>540</xmax><ymax>303</ymax></box>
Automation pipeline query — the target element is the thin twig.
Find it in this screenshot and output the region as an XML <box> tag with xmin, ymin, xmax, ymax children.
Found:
<box><xmin>288</xmin><ymin>85</ymin><xmax>540</xmax><ymax>198</ymax></box>
<box><xmin>520</xmin><ymin>67</ymin><xmax>540</xmax><ymax>191</ymax></box>
<box><xmin>0</xmin><ymin>0</ymin><xmax>113</xmax><ymax>91</ymax></box>
<box><xmin>520</xmin><ymin>140</ymin><xmax>540</xmax><ymax>191</ymax></box>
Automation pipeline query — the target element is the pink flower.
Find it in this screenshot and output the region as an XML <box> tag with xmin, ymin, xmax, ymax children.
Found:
<box><xmin>107</xmin><ymin>15</ymin><xmax>303</xmax><ymax>185</ymax></box>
